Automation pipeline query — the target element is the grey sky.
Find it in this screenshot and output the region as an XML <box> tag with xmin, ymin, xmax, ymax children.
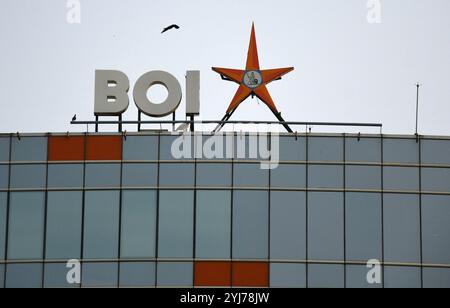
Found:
<box><xmin>0</xmin><ymin>0</ymin><xmax>449</xmax><ymax>135</ymax></box>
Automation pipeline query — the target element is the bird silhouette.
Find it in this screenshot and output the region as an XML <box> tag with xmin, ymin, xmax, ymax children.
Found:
<box><xmin>72</xmin><ymin>114</ymin><xmax>77</xmax><ymax>121</ymax></box>
<box><xmin>161</xmin><ymin>24</ymin><xmax>180</xmax><ymax>34</ymax></box>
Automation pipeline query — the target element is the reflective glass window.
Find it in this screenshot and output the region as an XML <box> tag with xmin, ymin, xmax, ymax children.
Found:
<box><xmin>159</xmin><ymin>163</ymin><xmax>195</xmax><ymax>187</ymax></box>
<box><xmin>308</xmin><ymin>165</ymin><xmax>343</xmax><ymax>189</ymax></box>
<box><xmin>383</xmin><ymin>138</ymin><xmax>419</xmax><ymax>164</ymax></box>
<box><xmin>422</xmin><ymin>168</ymin><xmax>450</xmax><ymax>192</ymax></box>
<box><xmin>5</xmin><ymin>263</ymin><xmax>42</xmax><ymax>288</ymax></box>
<box><xmin>196</xmin><ymin>133</ymin><xmax>232</xmax><ymax>161</ymax></box>
<box><xmin>122</xmin><ymin>136</ymin><xmax>158</xmax><ymax>161</ymax></box>
<box><xmin>233</xmin><ymin>163</ymin><xmax>269</xmax><ymax>188</ymax></box>
<box><xmin>85</xmin><ymin>163</ymin><xmax>121</xmax><ymax>188</ymax></box>
<box><xmin>48</xmin><ymin>164</ymin><xmax>83</xmax><ymax>189</ymax></box>
<box><xmin>160</xmin><ymin>135</ymin><xmax>194</xmax><ymax>161</ymax></box>
<box><xmin>10</xmin><ymin>164</ymin><xmax>46</xmax><ymax>189</ymax></box>
<box><xmin>44</xmin><ymin>263</ymin><xmax>79</xmax><ymax>288</ymax></box>
<box><xmin>279</xmin><ymin>136</ymin><xmax>306</xmax><ymax>161</ymax></box>
<box><xmin>0</xmin><ymin>137</ymin><xmax>9</xmax><ymax>161</ymax></box>
<box><xmin>234</xmin><ymin>134</ymin><xmax>268</xmax><ymax>161</ymax></box>
<box><xmin>346</xmin><ymin>166</ymin><xmax>381</xmax><ymax>190</ymax></box>
<box><xmin>82</xmin><ymin>262</ymin><xmax>118</xmax><ymax>288</ymax></box>
<box><xmin>383</xmin><ymin>167</ymin><xmax>419</xmax><ymax>191</ymax></box>
<box><xmin>157</xmin><ymin>262</ymin><xmax>193</xmax><ymax>287</ymax></box>
<box><xmin>271</xmin><ymin>164</ymin><xmax>306</xmax><ymax>188</ymax></box>
<box><xmin>345</xmin><ymin>137</ymin><xmax>381</xmax><ymax>163</ymax></box>
<box><xmin>308</xmin><ymin>264</ymin><xmax>344</xmax><ymax>288</ymax></box>
<box><xmin>120</xmin><ymin>262</ymin><xmax>155</xmax><ymax>287</ymax></box>
<box><xmin>384</xmin><ymin>266</ymin><xmax>421</xmax><ymax>288</ymax></box>
<box><xmin>346</xmin><ymin>265</ymin><xmax>382</xmax><ymax>288</ymax></box>
<box><xmin>196</xmin><ymin>163</ymin><xmax>232</xmax><ymax>187</ymax></box>
<box><xmin>308</xmin><ymin>137</ymin><xmax>343</xmax><ymax>162</ymax></box>
<box><xmin>270</xmin><ymin>263</ymin><xmax>306</xmax><ymax>288</ymax></box>
<box><xmin>0</xmin><ymin>165</ymin><xmax>8</xmax><ymax>189</ymax></box>
<box><xmin>122</xmin><ymin>163</ymin><xmax>157</xmax><ymax>187</ymax></box>
<box><xmin>423</xmin><ymin>268</ymin><xmax>450</xmax><ymax>288</ymax></box>
<box><xmin>0</xmin><ymin>264</ymin><xmax>4</xmax><ymax>288</ymax></box>
<box><xmin>0</xmin><ymin>193</ymin><xmax>6</xmax><ymax>260</ymax></box>
<box><xmin>421</xmin><ymin>139</ymin><xmax>450</xmax><ymax>165</ymax></box>
<box><xmin>11</xmin><ymin>137</ymin><xmax>47</xmax><ymax>162</ymax></box>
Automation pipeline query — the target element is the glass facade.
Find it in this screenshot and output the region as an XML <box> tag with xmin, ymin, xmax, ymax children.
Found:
<box><xmin>0</xmin><ymin>133</ymin><xmax>449</xmax><ymax>288</ymax></box>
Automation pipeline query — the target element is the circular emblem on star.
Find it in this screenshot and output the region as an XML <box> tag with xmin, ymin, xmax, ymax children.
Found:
<box><xmin>243</xmin><ymin>70</ymin><xmax>263</xmax><ymax>89</ymax></box>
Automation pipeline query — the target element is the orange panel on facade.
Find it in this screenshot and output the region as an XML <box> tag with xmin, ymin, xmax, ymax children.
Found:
<box><xmin>48</xmin><ymin>136</ymin><xmax>85</xmax><ymax>161</ymax></box>
<box><xmin>86</xmin><ymin>136</ymin><xmax>122</xmax><ymax>161</ymax></box>
<box><xmin>232</xmin><ymin>262</ymin><xmax>269</xmax><ymax>287</ymax></box>
<box><xmin>194</xmin><ymin>262</ymin><xmax>231</xmax><ymax>287</ymax></box>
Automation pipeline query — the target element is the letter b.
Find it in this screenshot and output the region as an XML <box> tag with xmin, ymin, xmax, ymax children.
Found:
<box><xmin>94</xmin><ymin>70</ymin><xmax>130</xmax><ymax>116</ymax></box>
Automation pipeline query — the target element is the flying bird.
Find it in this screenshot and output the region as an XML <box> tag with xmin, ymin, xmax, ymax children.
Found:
<box><xmin>161</xmin><ymin>24</ymin><xmax>180</xmax><ymax>34</ymax></box>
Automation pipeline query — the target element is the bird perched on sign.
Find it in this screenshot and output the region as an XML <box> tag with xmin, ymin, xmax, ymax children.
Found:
<box><xmin>161</xmin><ymin>24</ymin><xmax>180</xmax><ymax>34</ymax></box>
<box><xmin>72</xmin><ymin>114</ymin><xmax>77</xmax><ymax>122</ymax></box>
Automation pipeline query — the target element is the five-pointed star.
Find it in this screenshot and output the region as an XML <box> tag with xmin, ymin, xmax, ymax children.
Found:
<box><xmin>212</xmin><ymin>23</ymin><xmax>294</xmax><ymax>118</ymax></box>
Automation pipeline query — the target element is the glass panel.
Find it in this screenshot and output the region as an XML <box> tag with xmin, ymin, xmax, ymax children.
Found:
<box><xmin>48</xmin><ymin>164</ymin><xmax>83</xmax><ymax>189</ymax></box>
<box><xmin>85</xmin><ymin>163</ymin><xmax>121</xmax><ymax>188</ymax></box>
<box><xmin>44</xmin><ymin>263</ymin><xmax>79</xmax><ymax>288</ymax></box>
<box><xmin>8</xmin><ymin>192</ymin><xmax>45</xmax><ymax>260</ymax></box>
<box><xmin>383</xmin><ymin>194</ymin><xmax>421</xmax><ymax>263</ymax></box>
<box><xmin>0</xmin><ymin>193</ymin><xmax>6</xmax><ymax>260</ymax></box>
<box><xmin>158</xmin><ymin>191</ymin><xmax>194</xmax><ymax>258</ymax></box>
<box><xmin>159</xmin><ymin>163</ymin><xmax>195</xmax><ymax>187</ymax></box>
<box><xmin>0</xmin><ymin>137</ymin><xmax>9</xmax><ymax>161</ymax></box>
<box><xmin>308</xmin><ymin>165</ymin><xmax>343</xmax><ymax>189</ymax></box>
<box><xmin>10</xmin><ymin>164</ymin><xmax>46</xmax><ymax>189</ymax></box>
<box><xmin>0</xmin><ymin>264</ymin><xmax>3</xmax><ymax>288</ymax></box>
<box><xmin>384</xmin><ymin>266</ymin><xmax>421</xmax><ymax>288</ymax></box>
<box><xmin>308</xmin><ymin>137</ymin><xmax>343</xmax><ymax>162</ymax></box>
<box><xmin>157</xmin><ymin>262</ymin><xmax>193</xmax><ymax>287</ymax></box>
<box><xmin>234</xmin><ymin>134</ymin><xmax>268</xmax><ymax>160</ymax></box>
<box><xmin>270</xmin><ymin>192</ymin><xmax>306</xmax><ymax>260</ymax></box>
<box><xmin>121</xmin><ymin>191</ymin><xmax>157</xmax><ymax>258</ymax></box>
<box><xmin>46</xmin><ymin>191</ymin><xmax>82</xmax><ymax>260</ymax></box>
<box><xmin>346</xmin><ymin>265</ymin><xmax>382</xmax><ymax>288</ymax></box>
<box><xmin>0</xmin><ymin>165</ymin><xmax>8</xmax><ymax>189</ymax></box>
<box><xmin>232</xmin><ymin>262</ymin><xmax>269</xmax><ymax>287</ymax></box>
<box><xmin>423</xmin><ymin>268</ymin><xmax>450</xmax><ymax>288</ymax></box>
<box><xmin>196</xmin><ymin>133</ymin><xmax>232</xmax><ymax>161</ymax></box>
<box><xmin>233</xmin><ymin>191</ymin><xmax>268</xmax><ymax>259</ymax></box>
<box><xmin>279</xmin><ymin>136</ymin><xmax>306</xmax><ymax>161</ymax></box>
<box><xmin>122</xmin><ymin>163</ymin><xmax>157</xmax><ymax>187</ymax></box>
<box><xmin>308</xmin><ymin>264</ymin><xmax>344</xmax><ymax>288</ymax></box>
<box><xmin>308</xmin><ymin>192</ymin><xmax>344</xmax><ymax>261</ymax></box>
<box><xmin>233</xmin><ymin>163</ymin><xmax>269</xmax><ymax>188</ymax></box>
<box><xmin>48</xmin><ymin>136</ymin><xmax>85</xmax><ymax>161</ymax></box>
<box><xmin>421</xmin><ymin>139</ymin><xmax>450</xmax><ymax>165</ymax></box>
<box><xmin>346</xmin><ymin>193</ymin><xmax>382</xmax><ymax>261</ymax></box>
<box><xmin>82</xmin><ymin>262</ymin><xmax>118</xmax><ymax>288</ymax></box>
<box><xmin>345</xmin><ymin>137</ymin><xmax>381</xmax><ymax>163</ymax></box>
<box><xmin>122</xmin><ymin>136</ymin><xmax>158</xmax><ymax>161</ymax></box>
<box><xmin>383</xmin><ymin>138</ymin><xmax>419</xmax><ymax>164</ymax></box>
<box><xmin>345</xmin><ymin>166</ymin><xmax>381</xmax><ymax>190</ymax></box>
<box><xmin>86</xmin><ymin>136</ymin><xmax>122</xmax><ymax>161</ymax></box>
<box><xmin>422</xmin><ymin>195</ymin><xmax>450</xmax><ymax>264</ymax></box>
<box><xmin>120</xmin><ymin>262</ymin><xmax>155</xmax><ymax>287</ymax></box>
<box><xmin>383</xmin><ymin>167</ymin><xmax>419</xmax><ymax>191</ymax></box>
<box><xmin>422</xmin><ymin>168</ymin><xmax>450</xmax><ymax>192</ymax></box>
<box><xmin>196</xmin><ymin>163</ymin><xmax>232</xmax><ymax>187</ymax></box>
<box><xmin>196</xmin><ymin>191</ymin><xmax>231</xmax><ymax>259</ymax></box>
<box><xmin>11</xmin><ymin>137</ymin><xmax>47</xmax><ymax>162</ymax></box>
<box><xmin>271</xmin><ymin>164</ymin><xmax>306</xmax><ymax>188</ymax></box>
<box><xmin>83</xmin><ymin>191</ymin><xmax>120</xmax><ymax>259</ymax></box>
<box><xmin>270</xmin><ymin>263</ymin><xmax>306</xmax><ymax>288</ymax></box>
<box><xmin>5</xmin><ymin>263</ymin><xmax>42</xmax><ymax>288</ymax></box>
<box><xmin>194</xmin><ymin>261</ymin><xmax>231</xmax><ymax>287</ymax></box>
<box><xmin>160</xmin><ymin>135</ymin><xmax>194</xmax><ymax>161</ymax></box>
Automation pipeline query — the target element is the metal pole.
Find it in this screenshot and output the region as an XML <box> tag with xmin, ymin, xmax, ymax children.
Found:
<box><xmin>415</xmin><ymin>83</ymin><xmax>420</xmax><ymax>136</ymax></box>
<box><xmin>172</xmin><ymin>112</ymin><xmax>176</xmax><ymax>132</ymax></box>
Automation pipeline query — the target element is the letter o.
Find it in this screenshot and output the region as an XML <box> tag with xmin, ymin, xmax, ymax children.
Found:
<box><xmin>133</xmin><ymin>71</ymin><xmax>182</xmax><ymax>117</ymax></box>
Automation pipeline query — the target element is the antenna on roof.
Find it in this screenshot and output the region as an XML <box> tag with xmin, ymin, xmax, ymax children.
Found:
<box><xmin>415</xmin><ymin>83</ymin><xmax>421</xmax><ymax>137</ymax></box>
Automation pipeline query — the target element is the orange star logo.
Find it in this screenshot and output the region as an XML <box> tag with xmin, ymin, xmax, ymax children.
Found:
<box><xmin>212</xmin><ymin>23</ymin><xmax>294</xmax><ymax>132</ymax></box>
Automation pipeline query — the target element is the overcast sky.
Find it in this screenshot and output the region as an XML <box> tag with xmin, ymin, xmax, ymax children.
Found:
<box><xmin>0</xmin><ymin>0</ymin><xmax>449</xmax><ymax>135</ymax></box>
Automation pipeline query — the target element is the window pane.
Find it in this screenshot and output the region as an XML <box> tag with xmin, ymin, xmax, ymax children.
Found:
<box><xmin>308</xmin><ymin>165</ymin><xmax>343</xmax><ymax>189</ymax></box>
<box><xmin>86</xmin><ymin>136</ymin><xmax>122</xmax><ymax>161</ymax></box>
<box><xmin>346</xmin><ymin>166</ymin><xmax>381</xmax><ymax>190</ymax></box>
<box><xmin>279</xmin><ymin>136</ymin><xmax>306</xmax><ymax>161</ymax></box>
<box><xmin>308</xmin><ymin>264</ymin><xmax>344</xmax><ymax>288</ymax></box>
<box><xmin>196</xmin><ymin>163</ymin><xmax>232</xmax><ymax>187</ymax></box>
<box><xmin>309</xmin><ymin>137</ymin><xmax>343</xmax><ymax>162</ymax></box>
<box><xmin>85</xmin><ymin>164</ymin><xmax>121</xmax><ymax>188</ymax></box>
<box><xmin>346</xmin><ymin>265</ymin><xmax>382</xmax><ymax>288</ymax></box>
<box><xmin>308</xmin><ymin>192</ymin><xmax>344</xmax><ymax>261</ymax></box>
<box><xmin>11</xmin><ymin>137</ymin><xmax>47</xmax><ymax>162</ymax></box>
<box><xmin>0</xmin><ymin>137</ymin><xmax>9</xmax><ymax>162</ymax></box>
<box><xmin>8</xmin><ymin>192</ymin><xmax>45</xmax><ymax>260</ymax></box>
<box><xmin>422</xmin><ymin>195</ymin><xmax>450</xmax><ymax>264</ymax></box>
<box><xmin>48</xmin><ymin>136</ymin><xmax>84</xmax><ymax>161</ymax></box>
<box><xmin>345</xmin><ymin>137</ymin><xmax>381</xmax><ymax>163</ymax></box>
<box><xmin>82</xmin><ymin>262</ymin><xmax>118</xmax><ymax>288</ymax></box>
<box><xmin>120</xmin><ymin>262</ymin><xmax>155</xmax><ymax>287</ymax></box>
<box><xmin>0</xmin><ymin>165</ymin><xmax>8</xmax><ymax>189</ymax></box>
<box><xmin>197</xmin><ymin>134</ymin><xmax>232</xmax><ymax>161</ymax></box>
<box><xmin>196</xmin><ymin>191</ymin><xmax>231</xmax><ymax>259</ymax></box>
<box><xmin>270</xmin><ymin>263</ymin><xmax>306</xmax><ymax>288</ymax></box>
<box><xmin>234</xmin><ymin>134</ymin><xmax>268</xmax><ymax>160</ymax></box>
<box><xmin>159</xmin><ymin>163</ymin><xmax>195</xmax><ymax>187</ymax></box>
<box><xmin>194</xmin><ymin>261</ymin><xmax>231</xmax><ymax>287</ymax></box>
<box><xmin>160</xmin><ymin>135</ymin><xmax>194</xmax><ymax>161</ymax></box>
<box><xmin>5</xmin><ymin>263</ymin><xmax>42</xmax><ymax>288</ymax></box>
<box><xmin>46</xmin><ymin>191</ymin><xmax>82</xmax><ymax>260</ymax></box>
<box><xmin>0</xmin><ymin>264</ymin><xmax>4</xmax><ymax>288</ymax></box>
<box><xmin>232</xmin><ymin>262</ymin><xmax>269</xmax><ymax>287</ymax></box>
<box><xmin>271</xmin><ymin>165</ymin><xmax>306</xmax><ymax>188</ymax></box>
<box><xmin>121</xmin><ymin>191</ymin><xmax>157</xmax><ymax>258</ymax></box>
<box><xmin>383</xmin><ymin>167</ymin><xmax>419</xmax><ymax>191</ymax></box>
<box><xmin>0</xmin><ymin>193</ymin><xmax>6</xmax><ymax>260</ymax></box>
<box><xmin>233</xmin><ymin>163</ymin><xmax>269</xmax><ymax>188</ymax></box>
<box><xmin>122</xmin><ymin>136</ymin><xmax>158</xmax><ymax>161</ymax></box>
<box><xmin>44</xmin><ymin>263</ymin><xmax>79</xmax><ymax>288</ymax></box>
<box><xmin>233</xmin><ymin>191</ymin><xmax>268</xmax><ymax>259</ymax></box>
<box><xmin>423</xmin><ymin>268</ymin><xmax>450</xmax><ymax>288</ymax></box>
<box><xmin>10</xmin><ymin>164</ymin><xmax>46</xmax><ymax>189</ymax></box>
<box><xmin>383</xmin><ymin>139</ymin><xmax>419</xmax><ymax>164</ymax></box>
<box><xmin>270</xmin><ymin>192</ymin><xmax>306</xmax><ymax>260</ymax></box>
<box><xmin>84</xmin><ymin>191</ymin><xmax>120</xmax><ymax>259</ymax></box>
<box><xmin>421</xmin><ymin>139</ymin><xmax>450</xmax><ymax>165</ymax></box>
<box><xmin>157</xmin><ymin>262</ymin><xmax>193</xmax><ymax>287</ymax></box>
<box><xmin>346</xmin><ymin>193</ymin><xmax>382</xmax><ymax>261</ymax></box>
<box><xmin>158</xmin><ymin>191</ymin><xmax>194</xmax><ymax>258</ymax></box>
<box><xmin>48</xmin><ymin>164</ymin><xmax>83</xmax><ymax>189</ymax></box>
<box><xmin>122</xmin><ymin>163</ymin><xmax>157</xmax><ymax>187</ymax></box>
<box><xmin>384</xmin><ymin>266</ymin><xmax>421</xmax><ymax>288</ymax></box>
<box><xmin>422</xmin><ymin>168</ymin><xmax>450</xmax><ymax>192</ymax></box>
<box><xmin>384</xmin><ymin>194</ymin><xmax>421</xmax><ymax>263</ymax></box>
